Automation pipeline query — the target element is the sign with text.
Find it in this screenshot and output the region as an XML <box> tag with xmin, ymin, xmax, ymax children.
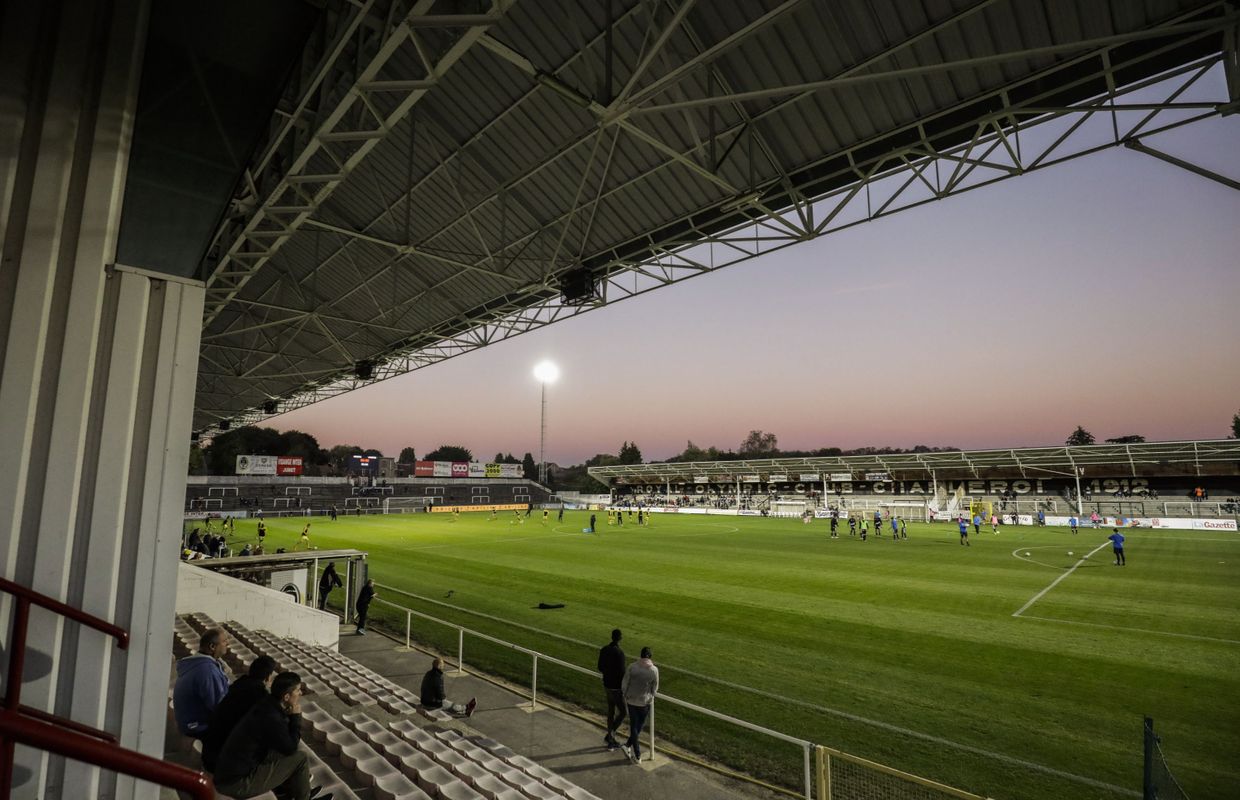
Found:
<box><xmin>415</xmin><ymin>461</ymin><xmax>434</xmax><ymax>477</ymax></box>
<box><xmin>829</xmin><ymin>472</ymin><xmax>853</xmax><ymax>482</ymax></box>
<box><xmin>236</xmin><ymin>455</ymin><xmax>277</xmax><ymax>475</ymax></box>
<box><xmin>276</xmin><ymin>456</ymin><xmax>303</xmax><ymax>476</ymax></box>
<box><xmin>799</xmin><ymin>473</ymin><xmax>820</xmax><ymax>482</ymax></box>
<box><xmin>864</xmin><ymin>472</ymin><xmax>891</xmax><ymax>481</ymax></box>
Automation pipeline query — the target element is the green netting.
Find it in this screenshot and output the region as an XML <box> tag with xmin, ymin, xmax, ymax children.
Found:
<box><xmin>825</xmin><ymin>752</ymin><xmax>983</xmax><ymax>800</ymax></box>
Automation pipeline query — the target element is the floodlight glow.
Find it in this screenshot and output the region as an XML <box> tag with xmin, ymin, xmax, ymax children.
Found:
<box><xmin>533</xmin><ymin>361</ymin><xmax>560</xmax><ymax>383</ymax></box>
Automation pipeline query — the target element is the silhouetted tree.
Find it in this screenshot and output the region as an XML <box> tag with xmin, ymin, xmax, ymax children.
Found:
<box><xmin>1104</xmin><ymin>435</ymin><xmax>1145</xmax><ymax>444</ymax></box>
<box><xmin>424</xmin><ymin>445</ymin><xmax>473</xmax><ymax>462</ymax></box>
<box><xmin>1065</xmin><ymin>426</ymin><xmax>1095</xmax><ymax>446</ymax></box>
<box><xmin>522</xmin><ymin>452</ymin><xmax>538</xmax><ymax>481</ymax></box>
<box><xmin>739</xmin><ymin>429</ymin><xmax>779</xmax><ymax>457</ymax></box>
<box><xmin>617</xmin><ymin>441</ymin><xmax>643</xmax><ymax>465</ymax></box>
<box><xmin>398</xmin><ymin>447</ymin><xmax>417</xmax><ymax>464</ymax></box>
<box><xmin>1232</xmin><ymin>410</ymin><xmax>1240</xmax><ymax>439</ymax></box>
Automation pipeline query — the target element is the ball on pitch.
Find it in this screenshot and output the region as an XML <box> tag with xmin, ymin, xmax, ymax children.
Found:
<box><xmin>1067</xmin><ymin>551</ymin><xmax>1073</xmax><ymax>556</ymax></box>
<box><xmin>1024</xmin><ymin>551</ymin><xmax>1031</xmax><ymax>556</ymax></box>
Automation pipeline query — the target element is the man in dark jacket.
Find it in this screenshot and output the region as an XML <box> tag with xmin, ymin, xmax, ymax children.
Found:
<box><xmin>419</xmin><ymin>657</ymin><xmax>475</xmax><ymax>717</ymax></box>
<box><xmin>213</xmin><ymin>672</ymin><xmax>330</xmax><ymax>800</ymax></box>
<box><xmin>172</xmin><ymin>628</ymin><xmax>230</xmax><ymax>738</ymax></box>
<box><xmin>201</xmin><ymin>656</ymin><xmax>277</xmax><ymax>772</ymax></box>
<box><xmin>355</xmin><ymin>579</ymin><xmax>375</xmax><ymax>634</ymax></box>
<box><xmin>318</xmin><ymin>563</ymin><xmax>342</xmax><ymax>610</ymax></box>
<box><xmin>597</xmin><ymin>628</ymin><xmax>626</xmax><ymax>749</ymax></box>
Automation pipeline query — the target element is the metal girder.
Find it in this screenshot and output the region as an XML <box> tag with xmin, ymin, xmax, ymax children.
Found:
<box><xmin>1125</xmin><ymin>138</ymin><xmax>1240</xmax><ymax>189</ymax></box>
<box><xmin>196</xmin><ymin>3</ymin><xmax>1235</xmax><ymax>439</ymax></box>
<box><xmin>199</xmin><ymin>0</ymin><xmax>518</xmax><ymax>328</ymax></box>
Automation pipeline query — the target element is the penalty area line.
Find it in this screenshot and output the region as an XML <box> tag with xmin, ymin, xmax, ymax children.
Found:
<box><xmin>1013</xmin><ymin>540</ymin><xmax>1110</xmax><ymax>618</ymax></box>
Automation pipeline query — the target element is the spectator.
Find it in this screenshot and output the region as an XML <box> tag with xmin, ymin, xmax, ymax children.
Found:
<box><xmin>355</xmin><ymin>579</ymin><xmax>375</xmax><ymax>635</ymax></box>
<box><xmin>201</xmin><ymin>656</ymin><xmax>277</xmax><ymax>773</ymax></box>
<box><xmin>620</xmin><ymin>646</ymin><xmax>659</xmax><ymax>764</ymax></box>
<box><xmin>597</xmin><ymin>629</ymin><xmax>626</xmax><ymax>749</ymax></box>
<box><xmin>419</xmin><ymin>657</ymin><xmax>475</xmax><ymax>717</ymax></box>
<box><xmin>318</xmin><ymin>563</ymin><xmax>342</xmax><ymax>611</ymax></box>
<box><xmin>172</xmin><ymin>628</ymin><xmax>230</xmax><ymax>738</ymax></box>
<box><xmin>212</xmin><ymin>672</ymin><xmax>330</xmax><ymax>800</ymax></box>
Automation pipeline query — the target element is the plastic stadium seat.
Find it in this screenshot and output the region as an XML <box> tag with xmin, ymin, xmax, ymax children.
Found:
<box><xmin>437</xmin><ymin>779</ymin><xmax>485</xmax><ymax>800</ymax></box>
<box><xmin>396</xmin><ymin>750</ymin><xmax>439</xmax><ymax>782</ymax></box>
<box><xmin>520</xmin><ymin>783</ymin><xmax>564</xmax><ymax>800</ymax></box>
<box><xmin>323</xmin><ymin>721</ymin><xmax>356</xmax><ymax>755</ymax></box>
<box><xmin>391</xmin><ymin>720</ymin><xmax>436</xmax><ymax>748</ymax></box>
<box><xmin>340</xmin><ymin>741</ymin><xmax>374</xmax><ymax>771</ymax></box>
<box><xmin>413</xmin><ymin>764</ymin><xmax>458</xmax><ymax>796</ymax></box>
<box><xmin>301</xmin><ymin>742</ymin><xmax>362</xmax><ymax>800</ymax></box>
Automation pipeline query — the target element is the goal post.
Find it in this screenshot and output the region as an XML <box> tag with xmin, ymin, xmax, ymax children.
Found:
<box><xmin>968</xmin><ymin>500</ymin><xmax>993</xmax><ymax>521</ymax></box>
<box><xmin>383</xmin><ymin>497</ymin><xmax>431</xmax><ymax>514</ymax></box>
<box><xmin>879</xmin><ymin>501</ymin><xmax>932</xmax><ymax>522</ymax></box>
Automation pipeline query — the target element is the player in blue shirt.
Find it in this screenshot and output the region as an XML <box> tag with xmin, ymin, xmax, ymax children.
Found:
<box><xmin>958</xmin><ymin>517</ymin><xmax>969</xmax><ymax>546</ymax></box>
<box><xmin>1108</xmin><ymin>529</ymin><xmax>1126</xmax><ymax>565</ymax></box>
<box><xmin>971</xmin><ymin>514</ymin><xmax>981</xmax><ymax>535</ymax></box>
<box><xmin>890</xmin><ymin>517</ymin><xmax>899</xmax><ymax>538</ymax></box>
<box><xmin>1069</xmin><ymin>516</ymin><xmax>1078</xmax><ymax>535</ymax></box>
<box><xmin>873</xmin><ymin>510</ymin><xmax>883</xmax><ymax>535</ymax></box>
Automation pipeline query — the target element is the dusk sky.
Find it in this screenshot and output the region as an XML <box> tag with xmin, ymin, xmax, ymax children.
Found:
<box><xmin>270</xmin><ymin>112</ymin><xmax>1240</xmax><ymax>466</ymax></box>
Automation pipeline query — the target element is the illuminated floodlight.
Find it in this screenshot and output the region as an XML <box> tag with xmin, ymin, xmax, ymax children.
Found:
<box><xmin>533</xmin><ymin>360</ymin><xmax>560</xmax><ymax>384</ymax></box>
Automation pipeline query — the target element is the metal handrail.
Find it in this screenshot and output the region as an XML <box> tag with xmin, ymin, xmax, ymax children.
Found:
<box><xmin>0</xmin><ymin>577</ymin><xmax>213</xmax><ymax>800</ymax></box>
<box><xmin>371</xmin><ymin>593</ymin><xmax>816</xmax><ymax>798</ymax></box>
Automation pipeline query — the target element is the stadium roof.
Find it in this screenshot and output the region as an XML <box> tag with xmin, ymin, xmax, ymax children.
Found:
<box><xmin>190</xmin><ymin>0</ymin><xmax>1238</xmax><ymax>436</ymax></box>
<box><xmin>586</xmin><ymin>439</ymin><xmax>1240</xmax><ymax>484</ymax></box>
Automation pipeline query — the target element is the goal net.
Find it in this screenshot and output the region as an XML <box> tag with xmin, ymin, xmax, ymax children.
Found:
<box><xmin>968</xmin><ymin>501</ymin><xmax>993</xmax><ymax>521</ymax></box>
<box><xmin>771</xmin><ymin>500</ymin><xmax>811</xmax><ymax>517</ymax></box>
<box><xmin>383</xmin><ymin>497</ymin><xmax>432</xmax><ymax>514</ymax></box>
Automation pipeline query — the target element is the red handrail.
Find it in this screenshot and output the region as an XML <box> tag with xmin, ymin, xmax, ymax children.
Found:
<box><xmin>0</xmin><ymin>577</ymin><xmax>212</xmax><ymax>800</ymax></box>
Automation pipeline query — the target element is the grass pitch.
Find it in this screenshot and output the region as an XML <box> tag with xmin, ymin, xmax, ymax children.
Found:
<box><xmin>246</xmin><ymin>511</ymin><xmax>1240</xmax><ymax>799</ymax></box>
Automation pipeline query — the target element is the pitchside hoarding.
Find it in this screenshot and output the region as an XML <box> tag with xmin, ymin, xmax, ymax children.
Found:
<box><xmin>236</xmin><ymin>455</ymin><xmax>277</xmax><ymax>475</ymax></box>
<box><xmin>276</xmin><ymin>457</ymin><xmax>303</xmax><ymax>476</ymax></box>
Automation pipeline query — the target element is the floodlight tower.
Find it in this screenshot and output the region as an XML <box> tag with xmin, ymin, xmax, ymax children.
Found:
<box><xmin>533</xmin><ymin>361</ymin><xmax>559</xmax><ymax>486</ymax></box>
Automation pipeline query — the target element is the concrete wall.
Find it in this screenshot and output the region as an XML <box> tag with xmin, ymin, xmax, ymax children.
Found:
<box><xmin>176</xmin><ymin>563</ymin><xmax>339</xmax><ymax>649</ymax></box>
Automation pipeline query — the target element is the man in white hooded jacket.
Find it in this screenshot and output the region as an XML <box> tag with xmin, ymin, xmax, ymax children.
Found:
<box><xmin>620</xmin><ymin>647</ymin><xmax>659</xmax><ymax>763</ymax></box>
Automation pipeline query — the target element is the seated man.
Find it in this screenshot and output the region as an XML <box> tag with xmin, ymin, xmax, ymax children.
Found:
<box><xmin>172</xmin><ymin>628</ymin><xmax>230</xmax><ymax>739</ymax></box>
<box><xmin>419</xmin><ymin>657</ymin><xmax>476</xmax><ymax>717</ymax></box>
<box><xmin>212</xmin><ymin>672</ymin><xmax>331</xmax><ymax>800</ymax></box>
<box><xmin>201</xmin><ymin>656</ymin><xmax>277</xmax><ymax>773</ymax></box>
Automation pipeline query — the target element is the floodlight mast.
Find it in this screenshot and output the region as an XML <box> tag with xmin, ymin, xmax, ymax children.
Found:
<box><xmin>533</xmin><ymin>362</ymin><xmax>559</xmax><ymax>487</ymax></box>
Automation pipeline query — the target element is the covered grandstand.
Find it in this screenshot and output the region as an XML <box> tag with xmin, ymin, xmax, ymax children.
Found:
<box><xmin>590</xmin><ymin>438</ymin><xmax>1240</xmax><ymax>520</ymax></box>
<box><xmin>2</xmin><ymin>0</ymin><xmax>1238</xmax><ymax>797</ymax></box>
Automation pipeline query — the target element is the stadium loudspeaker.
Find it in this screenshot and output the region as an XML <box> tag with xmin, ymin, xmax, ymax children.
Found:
<box><xmin>218</xmin><ymin>419</ymin><xmax>231</xmax><ymax>431</ymax></box>
<box><xmin>263</xmin><ymin>400</ymin><xmax>278</xmax><ymax>415</ymax></box>
<box><xmin>354</xmin><ymin>360</ymin><xmax>374</xmax><ymax>380</ymax></box>
<box><xmin>560</xmin><ymin>267</ymin><xmax>597</xmax><ymax>305</ymax></box>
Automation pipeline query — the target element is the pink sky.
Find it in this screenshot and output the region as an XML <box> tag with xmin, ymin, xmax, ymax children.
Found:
<box><xmin>269</xmin><ymin>117</ymin><xmax>1240</xmax><ymax>465</ymax></box>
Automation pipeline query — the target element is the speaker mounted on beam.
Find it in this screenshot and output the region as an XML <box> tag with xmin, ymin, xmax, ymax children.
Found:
<box><xmin>560</xmin><ymin>266</ymin><xmax>600</xmax><ymax>306</ymax></box>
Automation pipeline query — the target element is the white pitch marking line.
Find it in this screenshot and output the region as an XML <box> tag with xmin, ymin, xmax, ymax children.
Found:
<box><xmin>1012</xmin><ymin>540</ymin><xmax>1110</xmax><ymax>617</ymax></box>
<box><xmin>1018</xmin><ymin>615</ymin><xmax>1240</xmax><ymax>646</ymax></box>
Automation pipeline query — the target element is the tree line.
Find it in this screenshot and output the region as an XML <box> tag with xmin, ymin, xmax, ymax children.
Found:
<box><xmin>191</xmin><ymin>427</ymin><xmax>540</xmax><ymax>480</ymax></box>
<box><xmin>193</xmin><ymin>412</ymin><xmax>1240</xmax><ymax>489</ymax></box>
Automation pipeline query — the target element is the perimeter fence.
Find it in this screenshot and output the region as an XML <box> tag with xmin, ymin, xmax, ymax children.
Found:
<box><xmin>363</xmin><ymin>584</ymin><xmax>991</xmax><ymax>800</ymax></box>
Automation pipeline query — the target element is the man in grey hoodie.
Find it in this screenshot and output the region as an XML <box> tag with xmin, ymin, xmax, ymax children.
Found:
<box><xmin>620</xmin><ymin>646</ymin><xmax>659</xmax><ymax>764</ymax></box>
<box><xmin>172</xmin><ymin>628</ymin><xmax>230</xmax><ymax>738</ymax></box>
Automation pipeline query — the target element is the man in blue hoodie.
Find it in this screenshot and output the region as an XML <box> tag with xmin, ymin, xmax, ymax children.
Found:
<box><xmin>173</xmin><ymin>628</ymin><xmax>230</xmax><ymax>738</ymax></box>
